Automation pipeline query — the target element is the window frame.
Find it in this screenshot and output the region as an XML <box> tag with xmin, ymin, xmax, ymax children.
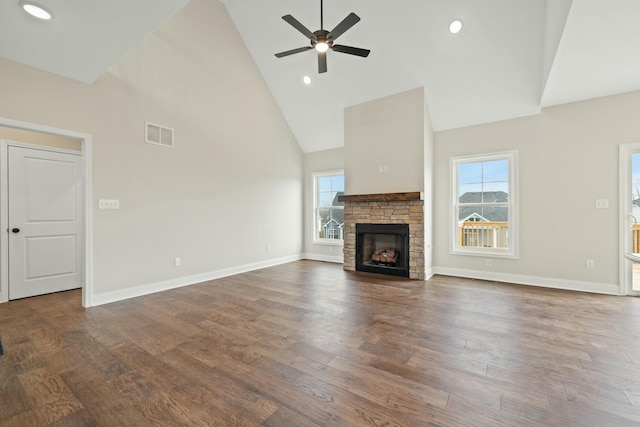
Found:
<box><xmin>313</xmin><ymin>169</ymin><xmax>345</xmax><ymax>245</ymax></box>
<box><xmin>450</xmin><ymin>151</ymin><xmax>518</xmax><ymax>258</ymax></box>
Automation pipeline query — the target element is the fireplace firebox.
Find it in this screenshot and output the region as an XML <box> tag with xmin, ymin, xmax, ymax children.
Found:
<box><xmin>356</xmin><ymin>223</ymin><xmax>410</xmax><ymax>277</ymax></box>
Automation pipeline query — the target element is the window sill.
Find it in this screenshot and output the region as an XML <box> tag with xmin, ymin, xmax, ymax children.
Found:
<box><xmin>451</xmin><ymin>248</ymin><xmax>518</xmax><ymax>259</ymax></box>
<box><xmin>313</xmin><ymin>240</ymin><xmax>344</xmax><ymax>246</ymax></box>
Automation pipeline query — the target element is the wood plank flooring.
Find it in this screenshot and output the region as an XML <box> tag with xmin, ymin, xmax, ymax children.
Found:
<box><xmin>1</xmin><ymin>260</ymin><xmax>640</xmax><ymax>426</ymax></box>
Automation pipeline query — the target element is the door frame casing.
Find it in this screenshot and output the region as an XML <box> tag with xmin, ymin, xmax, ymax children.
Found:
<box><xmin>619</xmin><ymin>143</ymin><xmax>640</xmax><ymax>296</ymax></box>
<box><xmin>0</xmin><ymin>117</ymin><xmax>93</xmax><ymax>307</ymax></box>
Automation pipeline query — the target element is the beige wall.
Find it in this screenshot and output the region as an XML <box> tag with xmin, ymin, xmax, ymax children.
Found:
<box><xmin>344</xmin><ymin>87</ymin><xmax>426</xmax><ymax>195</ymax></box>
<box><xmin>423</xmin><ymin>94</ymin><xmax>435</xmax><ymax>274</ymax></box>
<box><xmin>433</xmin><ymin>91</ymin><xmax>640</xmax><ymax>293</ymax></box>
<box><xmin>0</xmin><ymin>0</ymin><xmax>303</xmax><ymax>302</ymax></box>
<box><xmin>303</xmin><ymin>147</ymin><xmax>344</xmax><ymax>261</ymax></box>
<box><xmin>0</xmin><ymin>126</ymin><xmax>81</xmax><ymax>150</ymax></box>
<box><xmin>1</xmin><ymin>0</ymin><xmax>629</xmax><ymax>298</ymax></box>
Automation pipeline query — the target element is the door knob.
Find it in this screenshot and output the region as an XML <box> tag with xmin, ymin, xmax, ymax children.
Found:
<box><xmin>11</xmin><ymin>228</ymin><xmax>19</xmax><ymax>233</ymax></box>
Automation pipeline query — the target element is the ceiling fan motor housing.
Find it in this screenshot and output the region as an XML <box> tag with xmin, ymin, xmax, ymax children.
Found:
<box><xmin>312</xmin><ymin>30</ymin><xmax>331</xmax><ymax>49</ymax></box>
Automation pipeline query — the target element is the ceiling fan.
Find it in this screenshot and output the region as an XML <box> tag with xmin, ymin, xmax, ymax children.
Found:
<box><xmin>274</xmin><ymin>0</ymin><xmax>370</xmax><ymax>74</ymax></box>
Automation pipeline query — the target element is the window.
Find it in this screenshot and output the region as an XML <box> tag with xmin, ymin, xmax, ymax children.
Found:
<box><xmin>451</xmin><ymin>152</ymin><xmax>517</xmax><ymax>257</ymax></box>
<box><xmin>314</xmin><ymin>171</ymin><xmax>344</xmax><ymax>243</ymax></box>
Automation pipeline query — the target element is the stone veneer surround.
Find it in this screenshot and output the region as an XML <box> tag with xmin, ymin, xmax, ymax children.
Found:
<box><xmin>341</xmin><ymin>193</ymin><xmax>425</xmax><ymax>280</ymax></box>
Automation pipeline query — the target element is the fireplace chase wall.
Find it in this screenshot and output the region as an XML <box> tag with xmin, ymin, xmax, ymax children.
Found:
<box><xmin>339</xmin><ymin>192</ymin><xmax>426</xmax><ymax>280</ymax></box>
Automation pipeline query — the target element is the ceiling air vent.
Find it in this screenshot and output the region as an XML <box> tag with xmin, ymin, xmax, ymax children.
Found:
<box><xmin>145</xmin><ymin>122</ymin><xmax>174</xmax><ymax>148</ymax></box>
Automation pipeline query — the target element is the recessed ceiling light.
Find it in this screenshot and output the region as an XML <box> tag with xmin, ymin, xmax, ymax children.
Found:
<box><xmin>449</xmin><ymin>19</ymin><xmax>463</xmax><ymax>34</ymax></box>
<box><xmin>20</xmin><ymin>2</ymin><xmax>53</xmax><ymax>20</ymax></box>
<box><xmin>303</xmin><ymin>75</ymin><xmax>312</xmax><ymax>85</ymax></box>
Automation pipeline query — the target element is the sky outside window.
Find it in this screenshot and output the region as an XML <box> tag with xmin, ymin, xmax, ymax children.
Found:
<box><xmin>458</xmin><ymin>159</ymin><xmax>509</xmax><ymax>199</ymax></box>
<box><xmin>318</xmin><ymin>175</ymin><xmax>344</xmax><ymax>207</ymax></box>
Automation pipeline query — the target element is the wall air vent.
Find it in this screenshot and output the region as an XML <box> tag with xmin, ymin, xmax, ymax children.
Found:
<box><xmin>145</xmin><ymin>122</ymin><xmax>174</xmax><ymax>148</ymax></box>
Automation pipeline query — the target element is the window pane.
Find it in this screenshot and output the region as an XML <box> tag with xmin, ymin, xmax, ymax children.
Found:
<box><xmin>459</xmin><ymin>162</ymin><xmax>482</xmax><ymax>184</ymax></box>
<box><xmin>317</xmin><ymin>207</ymin><xmax>344</xmax><ymax>240</ymax></box>
<box><xmin>459</xmin><ymin>183</ymin><xmax>482</xmax><ymax>203</ymax></box>
<box><xmin>314</xmin><ymin>171</ymin><xmax>345</xmax><ymax>242</ymax></box>
<box><xmin>483</xmin><ymin>160</ymin><xmax>509</xmax><ymax>182</ymax></box>
<box><xmin>318</xmin><ymin>176</ymin><xmax>332</xmax><ymax>192</ymax></box>
<box><xmin>331</xmin><ymin>175</ymin><xmax>344</xmax><ymax>191</ymax></box>
<box><xmin>480</xmin><ymin>206</ymin><xmax>508</xmax><ymax>222</ymax></box>
<box><xmin>481</xmin><ymin>190</ymin><xmax>508</xmax><ymax>205</ymax></box>
<box><xmin>459</xmin><ymin>205</ymin><xmax>483</xmax><ymax>221</ymax></box>
<box><xmin>483</xmin><ymin>181</ymin><xmax>509</xmax><ymax>196</ymax></box>
<box><xmin>329</xmin><ymin>191</ymin><xmax>343</xmax><ymax>206</ymax></box>
<box><xmin>317</xmin><ymin>207</ymin><xmax>330</xmax><ymax>239</ymax></box>
<box><xmin>318</xmin><ymin>191</ymin><xmax>334</xmax><ymax>207</ymax></box>
<box><xmin>459</xmin><ymin>221</ymin><xmax>509</xmax><ymax>249</ymax></box>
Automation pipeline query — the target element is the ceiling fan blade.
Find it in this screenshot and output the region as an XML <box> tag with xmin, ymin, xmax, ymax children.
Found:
<box><xmin>282</xmin><ymin>15</ymin><xmax>317</xmax><ymax>41</ymax></box>
<box><xmin>327</xmin><ymin>13</ymin><xmax>360</xmax><ymax>41</ymax></box>
<box><xmin>275</xmin><ymin>46</ymin><xmax>313</xmax><ymax>58</ymax></box>
<box><xmin>318</xmin><ymin>51</ymin><xmax>327</xmax><ymax>73</ymax></box>
<box><xmin>331</xmin><ymin>44</ymin><xmax>370</xmax><ymax>57</ymax></box>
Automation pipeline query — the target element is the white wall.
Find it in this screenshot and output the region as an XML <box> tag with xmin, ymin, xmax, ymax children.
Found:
<box><xmin>344</xmin><ymin>87</ymin><xmax>426</xmax><ymax>195</ymax></box>
<box><xmin>433</xmin><ymin>91</ymin><xmax>640</xmax><ymax>294</ymax></box>
<box><xmin>303</xmin><ymin>147</ymin><xmax>344</xmax><ymax>262</ymax></box>
<box><xmin>0</xmin><ymin>0</ymin><xmax>303</xmax><ymax>304</ymax></box>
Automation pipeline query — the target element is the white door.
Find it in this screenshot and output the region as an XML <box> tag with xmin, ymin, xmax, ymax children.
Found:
<box><xmin>8</xmin><ymin>146</ymin><xmax>83</xmax><ymax>300</ymax></box>
<box><xmin>621</xmin><ymin>143</ymin><xmax>640</xmax><ymax>296</ymax></box>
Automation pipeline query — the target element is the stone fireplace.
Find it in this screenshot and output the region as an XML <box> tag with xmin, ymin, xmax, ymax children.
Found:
<box><xmin>339</xmin><ymin>192</ymin><xmax>426</xmax><ymax>280</ymax></box>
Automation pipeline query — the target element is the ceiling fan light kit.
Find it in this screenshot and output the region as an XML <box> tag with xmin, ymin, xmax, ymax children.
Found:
<box><xmin>275</xmin><ymin>0</ymin><xmax>370</xmax><ymax>74</ymax></box>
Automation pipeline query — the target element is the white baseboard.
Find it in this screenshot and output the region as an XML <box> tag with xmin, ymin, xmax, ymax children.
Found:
<box><xmin>432</xmin><ymin>266</ymin><xmax>622</xmax><ymax>295</ymax></box>
<box><xmin>424</xmin><ymin>267</ymin><xmax>434</xmax><ymax>281</ymax></box>
<box><xmin>90</xmin><ymin>257</ymin><xmax>622</xmax><ymax>307</ymax></box>
<box><xmin>91</xmin><ymin>254</ymin><xmax>304</xmax><ymax>306</ymax></box>
<box><xmin>301</xmin><ymin>253</ymin><xmax>344</xmax><ymax>264</ymax></box>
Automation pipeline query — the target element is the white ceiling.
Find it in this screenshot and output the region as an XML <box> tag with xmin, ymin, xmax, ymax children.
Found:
<box><xmin>0</xmin><ymin>0</ymin><xmax>190</xmax><ymax>84</ymax></box>
<box><xmin>2</xmin><ymin>0</ymin><xmax>640</xmax><ymax>153</ymax></box>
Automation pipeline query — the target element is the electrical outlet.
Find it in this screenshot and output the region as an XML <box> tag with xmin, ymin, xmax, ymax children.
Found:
<box><xmin>485</xmin><ymin>259</ymin><xmax>493</xmax><ymax>268</ymax></box>
<box><xmin>266</xmin><ymin>244</ymin><xmax>270</xmax><ymax>253</ymax></box>
<box><xmin>585</xmin><ymin>259</ymin><xmax>595</xmax><ymax>270</ymax></box>
<box><xmin>595</xmin><ymin>199</ymin><xmax>609</xmax><ymax>209</ymax></box>
<box><xmin>174</xmin><ymin>257</ymin><xmax>181</xmax><ymax>267</ymax></box>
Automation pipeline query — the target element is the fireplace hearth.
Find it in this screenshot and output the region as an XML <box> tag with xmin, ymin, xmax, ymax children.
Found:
<box><xmin>356</xmin><ymin>223</ymin><xmax>409</xmax><ymax>277</ymax></box>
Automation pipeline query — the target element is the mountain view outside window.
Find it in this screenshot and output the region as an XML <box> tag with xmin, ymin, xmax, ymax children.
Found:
<box><xmin>315</xmin><ymin>172</ymin><xmax>344</xmax><ymax>241</ymax></box>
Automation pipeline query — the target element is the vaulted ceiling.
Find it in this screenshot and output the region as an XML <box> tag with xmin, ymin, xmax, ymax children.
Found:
<box><xmin>2</xmin><ymin>0</ymin><xmax>640</xmax><ymax>153</ymax></box>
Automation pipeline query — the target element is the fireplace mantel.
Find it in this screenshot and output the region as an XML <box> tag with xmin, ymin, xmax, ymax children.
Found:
<box><xmin>337</xmin><ymin>192</ymin><xmax>422</xmax><ymax>203</ymax></box>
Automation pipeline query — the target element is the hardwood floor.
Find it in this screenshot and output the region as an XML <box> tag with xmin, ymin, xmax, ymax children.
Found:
<box><xmin>1</xmin><ymin>260</ymin><xmax>640</xmax><ymax>426</ymax></box>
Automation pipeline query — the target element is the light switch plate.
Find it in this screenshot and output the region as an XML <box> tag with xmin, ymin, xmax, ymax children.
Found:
<box><xmin>99</xmin><ymin>199</ymin><xmax>120</xmax><ymax>209</ymax></box>
<box><xmin>595</xmin><ymin>199</ymin><xmax>609</xmax><ymax>209</ymax></box>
